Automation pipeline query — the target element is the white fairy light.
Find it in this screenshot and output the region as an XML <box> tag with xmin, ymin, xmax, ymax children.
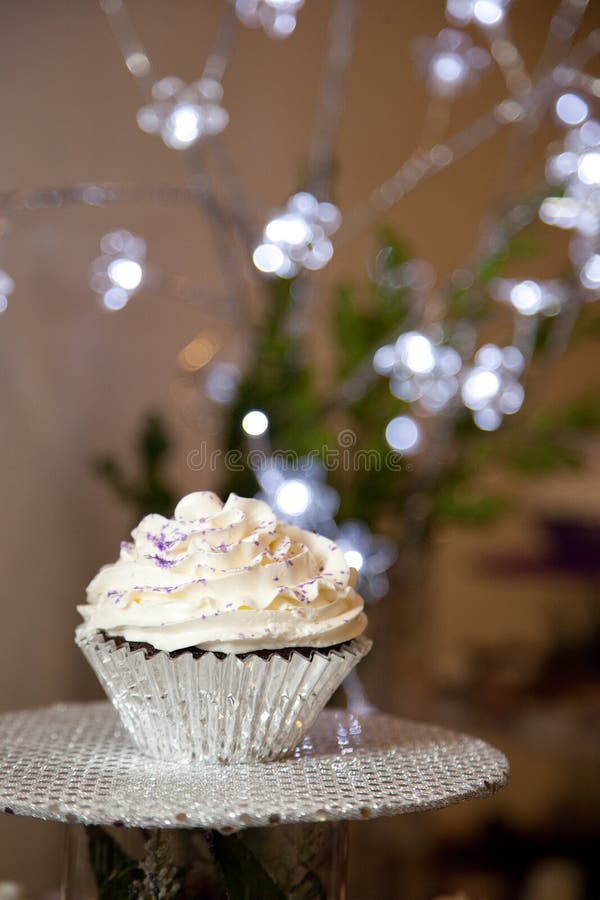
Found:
<box><xmin>344</xmin><ymin>549</ymin><xmax>364</xmax><ymax>570</ymax></box>
<box><xmin>577</xmin><ymin>152</ymin><xmax>600</xmax><ymax>186</ymax></box>
<box><xmin>205</xmin><ymin>362</ymin><xmax>241</xmax><ymax>405</ymax></box>
<box><xmin>107</xmin><ymin>258</ymin><xmax>143</xmax><ymax>291</ymax></box>
<box><xmin>555</xmin><ymin>93</ymin><xmax>589</xmax><ymax>127</ymax></box>
<box><xmin>235</xmin><ymin>0</ymin><xmax>304</xmax><ymax>40</ymax></box>
<box><xmin>0</xmin><ymin>270</ymin><xmax>15</xmax><ymax>314</ymax></box>
<box><xmin>542</xmin><ymin>120</ymin><xmax>600</xmax><ymax>238</ymax></box>
<box><xmin>253</xmin><ymin>192</ymin><xmax>341</xmax><ymax>278</ymax></box>
<box><xmin>90</xmin><ymin>230</ymin><xmax>146</xmax><ymax>310</ymax></box>
<box><xmin>242</xmin><ymin>409</ymin><xmax>270</xmax><ymax>436</ymax></box>
<box><xmin>375</xmin><ymin>331</ymin><xmax>463</xmax><ymax>413</ymax></box>
<box><xmin>461</xmin><ymin>344</ymin><xmax>525</xmax><ymax>431</ymax></box>
<box><xmin>276</xmin><ymin>479</ymin><xmax>310</xmax><ymax>516</ymax></box>
<box><xmin>446</xmin><ymin>0</ymin><xmax>511</xmax><ymax>27</ymax></box>
<box><xmin>334</xmin><ymin>520</ymin><xmax>397</xmax><ymax>602</ymax></box>
<box><xmin>414</xmin><ymin>29</ymin><xmax>490</xmax><ymax>98</ymax></box>
<box><xmin>491</xmin><ymin>278</ymin><xmax>565</xmax><ymax>316</ymax></box>
<box><xmin>385</xmin><ymin>415</ymin><xmax>421</xmax><ymax>453</ymax></box>
<box><xmin>137</xmin><ymin>77</ymin><xmax>229</xmax><ymax>150</ymax></box>
<box><xmin>579</xmin><ymin>253</ymin><xmax>600</xmax><ymax>292</ymax></box>
<box><xmin>102</xmin><ymin>287</ymin><xmax>129</xmax><ymax>311</ymax></box>
<box><xmin>256</xmin><ymin>458</ymin><xmax>339</xmax><ymax>531</ymax></box>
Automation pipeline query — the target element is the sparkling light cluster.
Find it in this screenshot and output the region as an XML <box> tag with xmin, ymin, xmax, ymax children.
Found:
<box><xmin>374</xmin><ymin>331</ymin><xmax>463</xmax><ymax>413</ymax></box>
<box><xmin>255</xmin><ymin>458</ymin><xmax>339</xmax><ymax>533</ymax></box>
<box><xmin>543</xmin><ymin>119</ymin><xmax>600</xmax><ymax>233</ymax></box>
<box><xmin>253</xmin><ymin>193</ymin><xmax>341</xmax><ymax>278</ymax></box>
<box><xmin>235</xmin><ymin>0</ymin><xmax>304</xmax><ymax>39</ymax></box>
<box><xmin>376</xmin><ymin>335</ymin><xmax>527</xmax><ymax>440</ymax></box>
<box><xmin>0</xmin><ymin>270</ymin><xmax>15</xmax><ymax>315</ymax></box>
<box><xmin>90</xmin><ymin>230</ymin><xmax>146</xmax><ymax>310</ymax></box>
<box><xmin>334</xmin><ymin>520</ymin><xmax>397</xmax><ymax>602</ymax></box>
<box><xmin>541</xmin><ymin>119</ymin><xmax>600</xmax><ymax>298</ymax></box>
<box><xmin>137</xmin><ymin>77</ymin><xmax>229</xmax><ymax>150</ymax></box>
<box><xmin>460</xmin><ymin>344</ymin><xmax>525</xmax><ymax>431</ymax></box>
<box><xmin>491</xmin><ymin>278</ymin><xmax>565</xmax><ymax>316</ymax></box>
<box><xmin>414</xmin><ymin>29</ymin><xmax>490</xmax><ymax>98</ymax></box>
<box><xmin>446</xmin><ymin>0</ymin><xmax>511</xmax><ymax>27</ymax></box>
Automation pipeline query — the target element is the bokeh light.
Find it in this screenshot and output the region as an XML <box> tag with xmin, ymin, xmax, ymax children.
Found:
<box><xmin>385</xmin><ymin>415</ymin><xmax>421</xmax><ymax>453</ymax></box>
<box><xmin>253</xmin><ymin>192</ymin><xmax>341</xmax><ymax>278</ymax></box>
<box><xmin>235</xmin><ymin>0</ymin><xmax>304</xmax><ymax>39</ymax></box>
<box><xmin>90</xmin><ymin>230</ymin><xmax>146</xmax><ymax>311</ymax></box>
<box><xmin>242</xmin><ymin>409</ymin><xmax>270</xmax><ymax>436</ymax></box>
<box><xmin>137</xmin><ymin>77</ymin><xmax>229</xmax><ymax>150</ymax></box>
<box><xmin>461</xmin><ymin>344</ymin><xmax>525</xmax><ymax>430</ymax></box>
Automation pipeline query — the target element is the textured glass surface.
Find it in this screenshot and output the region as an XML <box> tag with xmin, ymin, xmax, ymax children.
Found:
<box><xmin>0</xmin><ymin>702</ymin><xmax>508</xmax><ymax>832</ymax></box>
<box><xmin>76</xmin><ymin>632</ymin><xmax>372</xmax><ymax>763</ymax></box>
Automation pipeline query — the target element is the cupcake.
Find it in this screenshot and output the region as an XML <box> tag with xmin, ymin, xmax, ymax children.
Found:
<box><xmin>76</xmin><ymin>491</ymin><xmax>371</xmax><ymax>763</ymax></box>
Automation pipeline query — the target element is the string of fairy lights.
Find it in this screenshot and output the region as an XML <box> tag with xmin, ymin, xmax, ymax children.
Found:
<box><xmin>0</xmin><ymin>0</ymin><xmax>598</xmax><ymax>598</ymax></box>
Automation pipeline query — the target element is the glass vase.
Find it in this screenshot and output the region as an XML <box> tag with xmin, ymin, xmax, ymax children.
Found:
<box><xmin>62</xmin><ymin>820</ymin><xmax>348</xmax><ymax>899</ymax></box>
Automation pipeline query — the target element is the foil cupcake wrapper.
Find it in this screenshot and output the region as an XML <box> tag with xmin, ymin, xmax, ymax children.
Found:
<box><xmin>75</xmin><ymin>630</ymin><xmax>371</xmax><ymax>764</ymax></box>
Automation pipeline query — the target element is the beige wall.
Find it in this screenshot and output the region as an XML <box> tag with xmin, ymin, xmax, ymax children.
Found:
<box><xmin>0</xmin><ymin>1</ymin><xmax>598</xmax><ymax>895</ymax></box>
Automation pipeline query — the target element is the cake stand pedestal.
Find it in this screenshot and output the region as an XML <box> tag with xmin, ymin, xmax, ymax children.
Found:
<box><xmin>0</xmin><ymin>702</ymin><xmax>508</xmax><ymax>898</ymax></box>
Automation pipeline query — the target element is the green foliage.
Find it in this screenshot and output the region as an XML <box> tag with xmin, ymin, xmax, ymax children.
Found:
<box><xmin>434</xmin><ymin>487</ymin><xmax>509</xmax><ymax>524</ymax></box>
<box><xmin>85</xmin><ymin>826</ymin><xmax>291</xmax><ymax>899</ymax></box>
<box><xmin>507</xmin><ymin>392</ymin><xmax>600</xmax><ymax>474</ymax></box>
<box><xmin>211</xmin><ymin>832</ymin><xmax>287</xmax><ymax>900</ymax></box>
<box><xmin>87</xmin><ymin>826</ymin><xmax>144</xmax><ymax>900</ymax></box>
<box><xmin>223</xmin><ymin>277</ymin><xmax>331</xmax><ymax>500</ymax></box>
<box><xmin>93</xmin><ymin>412</ymin><xmax>177</xmax><ymax>521</ymax></box>
<box><xmin>561</xmin><ymin>392</ymin><xmax>600</xmax><ymax>431</ymax></box>
<box><xmin>334</xmin><ymin>233</ymin><xmax>411</xmax><ymax>378</ymax></box>
<box><xmin>449</xmin><ymin>233</ymin><xmax>539</xmax><ymax>320</ymax></box>
<box><xmin>508</xmin><ymin>441</ymin><xmax>581</xmax><ymax>474</ymax></box>
<box><xmin>572</xmin><ymin>300</ymin><xmax>600</xmax><ymax>340</ymax></box>
<box><xmin>93</xmin><ymin>225</ymin><xmax>598</xmax><ymax>547</ymax></box>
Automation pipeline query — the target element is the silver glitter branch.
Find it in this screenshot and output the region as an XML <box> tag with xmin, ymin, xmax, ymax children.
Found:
<box><xmin>98</xmin><ymin>0</ymin><xmax>256</xmax><ymax>324</ymax></box>
<box><xmin>202</xmin><ymin>0</ymin><xmax>239</xmax><ymax>83</ymax></box>
<box><xmin>99</xmin><ymin>0</ymin><xmax>156</xmax><ymax>99</ymax></box>
<box><xmin>338</xmin><ymin>104</ymin><xmax>508</xmax><ymax>244</ymax></box>
<box><xmin>307</xmin><ymin>0</ymin><xmax>361</xmax><ymax>201</ymax></box>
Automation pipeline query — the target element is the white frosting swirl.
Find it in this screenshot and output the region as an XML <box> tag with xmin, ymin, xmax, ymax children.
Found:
<box><xmin>77</xmin><ymin>492</ymin><xmax>367</xmax><ymax>653</ymax></box>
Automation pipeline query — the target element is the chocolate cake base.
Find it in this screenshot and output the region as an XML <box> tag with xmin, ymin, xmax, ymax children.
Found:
<box><xmin>99</xmin><ymin>631</ymin><xmax>351</xmax><ymax>662</ymax></box>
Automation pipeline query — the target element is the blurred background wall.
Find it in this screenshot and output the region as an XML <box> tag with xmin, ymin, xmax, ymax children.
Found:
<box><xmin>0</xmin><ymin>1</ymin><xmax>598</xmax><ymax>897</ymax></box>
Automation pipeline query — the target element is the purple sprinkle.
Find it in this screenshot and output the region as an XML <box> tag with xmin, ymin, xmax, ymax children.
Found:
<box><xmin>145</xmin><ymin>554</ymin><xmax>178</xmax><ymax>569</ymax></box>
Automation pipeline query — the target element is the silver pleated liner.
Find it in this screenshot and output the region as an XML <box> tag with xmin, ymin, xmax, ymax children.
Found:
<box><xmin>76</xmin><ymin>630</ymin><xmax>372</xmax><ymax>764</ymax></box>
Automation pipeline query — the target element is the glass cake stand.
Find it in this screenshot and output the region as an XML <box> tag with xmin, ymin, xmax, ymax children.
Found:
<box><xmin>0</xmin><ymin>702</ymin><xmax>508</xmax><ymax>898</ymax></box>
